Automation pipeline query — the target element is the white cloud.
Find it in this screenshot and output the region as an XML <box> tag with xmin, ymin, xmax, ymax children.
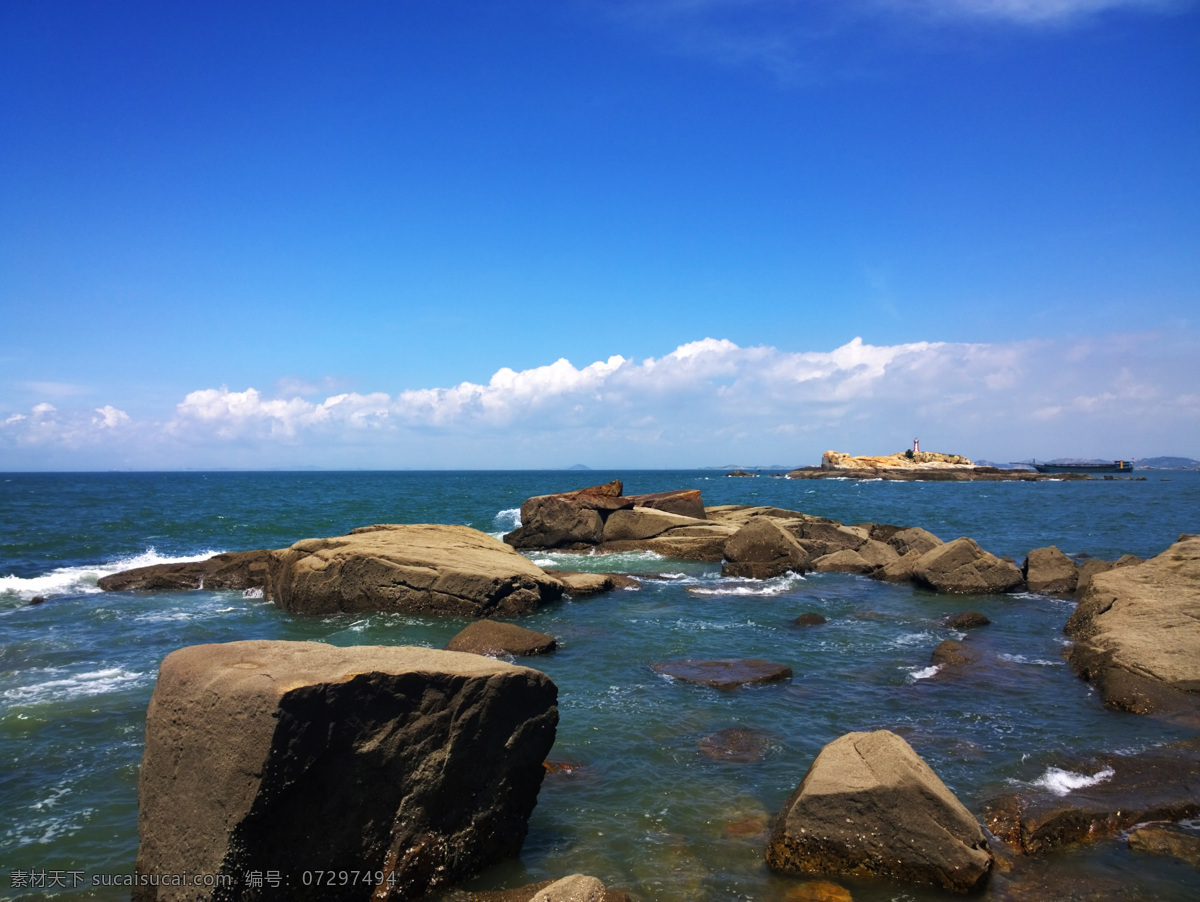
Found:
<box><xmin>3</xmin><ymin>333</ymin><xmax>1197</xmax><ymax>469</ymax></box>
<box><xmin>905</xmin><ymin>0</ymin><xmax>1178</xmax><ymax>24</ymax></box>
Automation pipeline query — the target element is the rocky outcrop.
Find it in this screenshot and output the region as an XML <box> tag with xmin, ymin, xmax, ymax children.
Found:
<box><xmin>542</xmin><ymin>570</ymin><xmax>640</xmax><ymax>596</ymax></box>
<box><xmin>912</xmin><ymin>538</ymin><xmax>1024</xmax><ymax>595</ymax></box>
<box><xmin>931</xmin><ymin>639</ymin><xmax>977</xmax><ymax>668</ymax></box>
<box><xmin>888</xmin><ymin>527</ymin><xmax>943</xmax><ymax>558</ymax></box>
<box><xmin>269</xmin><ymin>524</ymin><xmax>564</xmax><ymax>618</ymax></box>
<box><xmin>787</xmin><ymin>452</ymin><xmax>1088</xmax><ymax>481</ymax></box>
<box><xmin>983</xmin><ymin>739</ymin><xmax>1200</xmax><ymax>855</ymax></box>
<box><xmin>445</xmin><ymin>621</ymin><xmax>557</xmax><ymax>657</ymax></box>
<box><xmin>793</xmin><ymin>612</ymin><xmax>828</xmax><ymax>627</ymax></box>
<box><xmin>651</xmin><ymin>658</ymin><xmax>793</xmax><ymax>690</ymax></box>
<box><xmin>1064</xmin><ymin>535</ymin><xmax>1200</xmax><ymax>714</ymax></box>
<box><xmin>1128</xmin><ymin>825</ymin><xmax>1200</xmax><ymax>867</ymax></box>
<box><xmin>765</xmin><ymin>730</ymin><xmax>992</xmax><ymax>893</ymax></box>
<box><xmin>502</xmin><ymin>481</ymin><xmax>707</xmax><ymax>550</ymax></box>
<box><xmin>820</xmin><ymin>450</ymin><xmax>974</xmax><ymax>470</ymax></box>
<box><xmin>135</xmin><ymin>640</ymin><xmax>558</xmax><ymax>902</ymax></box>
<box><xmin>1074</xmin><ymin>554</ymin><xmax>1144</xmax><ymax>598</ymax></box>
<box><xmin>444</xmin><ymin>875</ymin><xmax>631</xmax><ymax>902</ymax></box>
<box><xmin>944</xmin><ymin>611</ymin><xmax>990</xmax><ymax>629</ymax></box>
<box><xmin>1022</xmin><ymin>546</ymin><xmax>1078</xmax><ymax>595</ymax></box>
<box><xmin>721</xmin><ymin>518</ymin><xmax>809</xmax><ymax>579</ymax></box>
<box><xmin>97</xmin><ymin>550</ymin><xmax>272</xmax><ymax>592</ymax></box>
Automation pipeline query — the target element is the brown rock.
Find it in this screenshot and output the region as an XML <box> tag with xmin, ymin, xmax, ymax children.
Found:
<box><xmin>698</xmin><ymin>726</ymin><xmax>777</xmax><ymax>763</ymax></box>
<box><xmin>721</xmin><ymin>519</ymin><xmax>809</xmax><ymax>579</ymax></box>
<box><xmin>1128</xmin><ymin>824</ymin><xmax>1200</xmax><ymax>867</ymax></box>
<box><xmin>912</xmin><ymin>537</ymin><xmax>1024</xmax><ymax>595</ymax></box>
<box><xmin>983</xmin><ymin>739</ymin><xmax>1200</xmax><ymax>855</ymax></box>
<box><xmin>944</xmin><ymin>611</ymin><xmax>990</xmax><ymax>629</ymax></box>
<box><xmin>601</xmin><ymin>508</ymin><xmax>711</xmax><ymax>542</ymax></box>
<box><xmin>887</xmin><ymin>527</ymin><xmax>944</xmax><ymax>557</ymax></box>
<box><xmin>1022</xmin><ymin>546</ymin><xmax>1078</xmax><ymax>595</ymax></box>
<box><xmin>1065</xmin><ymin>535</ymin><xmax>1200</xmax><ymax>713</ymax></box>
<box><xmin>268</xmin><ymin>524</ymin><xmax>563</xmax><ymax>618</ymax></box>
<box><xmin>765</xmin><ymin>730</ymin><xmax>992</xmax><ymax>893</ymax></box>
<box><xmin>813</xmin><ymin>549</ymin><xmax>873</xmax><ymax>574</ymax></box>
<box><xmin>98</xmin><ymin>550</ymin><xmax>273</xmax><ymax>593</ymax></box>
<box><xmin>783</xmin><ymin>881</ymin><xmax>853</xmax><ymax>902</ymax></box>
<box><xmin>931</xmin><ymin>639</ymin><xmax>976</xmax><ymax>667</ymax></box>
<box><xmin>1074</xmin><ymin>554</ymin><xmax>1143</xmax><ymax>598</ymax></box>
<box><xmin>651</xmin><ymin>658</ymin><xmax>793</xmax><ymax>690</ymax></box>
<box><xmin>542</xmin><ymin>570</ymin><xmax>640</xmax><ymax>596</ymax></box>
<box><xmin>793</xmin><ymin>612</ymin><xmax>828</xmax><ymax>627</ymax></box>
<box><xmin>624</xmin><ymin>489</ymin><xmax>707</xmax><ymax>520</ymax></box>
<box><xmin>448</xmin><ymin>877</ymin><xmax>631</xmax><ymax>902</ymax></box>
<box><xmin>134</xmin><ymin>641</ymin><xmax>558</xmax><ymax>902</ymax></box>
<box><xmin>445</xmin><ymin>620</ymin><xmax>557</xmax><ymax>657</ymax></box>
<box><xmin>874</xmin><ymin>549</ymin><xmax>925</xmax><ymax>583</ymax></box>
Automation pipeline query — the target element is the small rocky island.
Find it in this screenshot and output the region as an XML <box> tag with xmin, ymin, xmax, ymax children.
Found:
<box><xmin>787</xmin><ymin>449</ymin><xmax>1106</xmax><ymax>481</ymax></box>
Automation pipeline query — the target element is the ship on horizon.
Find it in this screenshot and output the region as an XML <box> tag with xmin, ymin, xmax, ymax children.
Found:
<box><xmin>1027</xmin><ymin>459</ymin><xmax>1136</xmax><ymax>474</ymax></box>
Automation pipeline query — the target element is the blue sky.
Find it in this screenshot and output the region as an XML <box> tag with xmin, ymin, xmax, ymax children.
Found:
<box><xmin>2</xmin><ymin>0</ymin><xmax>1197</xmax><ymax>469</ymax></box>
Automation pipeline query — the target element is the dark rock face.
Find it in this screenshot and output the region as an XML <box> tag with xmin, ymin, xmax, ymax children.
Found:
<box><xmin>765</xmin><ymin>730</ymin><xmax>992</xmax><ymax>894</ymax></box>
<box><xmin>912</xmin><ymin>538</ymin><xmax>1024</xmax><ymax>595</ymax></box>
<box><xmin>651</xmin><ymin>658</ymin><xmax>793</xmax><ymax>690</ymax></box>
<box><xmin>1022</xmin><ymin>546</ymin><xmax>1078</xmax><ymax>595</ymax></box>
<box><xmin>445</xmin><ymin>621</ymin><xmax>557</xmax><ymax>657</ymax></box>
<box><xmin>721</xmin><ymin>519</ymin><xmax>808</xmax><ymax>579</ymax></box>
<box><xmin>944</xmin><ymin>611</ymin><xmax>990</xmax><ymax>629</ymax></box>
<box><xmin>983</xmin><ymin>739</ymin><xmax>1200</xmax><ymax>855</ymax></box>
<box><xmin>268</xmin><ymin>524</ymin><xmax>564</xmax><ymax>618</ymax></box>
<box><xmin>931</xmin><ymin>639</ymin><xmax>976</xmax><ymax>667</ymax></box>
<box><xmin>135</xmin><ymin>641</ymin><xmax>558</xmax><ymax>902</ymax></box>
<box><xmin>1065</xmin><ymin>535</ymin><xmax>1200</xmax><ymax>714</ymax></box>
<box><xmin>98</xmin><ymin>550</ymin><xmax>272</xmax><ymax>592</ymax></box>
<box><xmin>793</xmin><ymin>612</ymin><xmax>828</xmax><ymax>627</ymax></box>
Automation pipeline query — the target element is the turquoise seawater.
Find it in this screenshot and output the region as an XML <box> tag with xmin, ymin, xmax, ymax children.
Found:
<box><xmin>2</xmin><ymin>470</ymin><xmax>1198</xmax><ymax>900</ymax></box>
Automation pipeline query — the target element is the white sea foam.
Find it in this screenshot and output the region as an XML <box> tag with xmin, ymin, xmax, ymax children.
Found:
<box><xmin>1033</xmin><ymin>766</ymin><xmax>1115</xmax><ymax>796</ymax></box>
<box><xmin>2</xmin><ymin>667</ymin><xmax>148</xmax><ymax>707</ymax></box>
<box><xmin>687</xmin><ymin>573</ymin><xmax>805</xmax><ymax>597</ymax></box>
<box><xmin>493</xmin><ymin>507</ymin><xmax>522</xmax><ymax>530</ymax></box>
<box><xmin>892</xmin><ymin>630</ymin><xmax>938</xmax><ymax>648</ymax></box>
<box><xmin>908</xmin><ymin>665</ymin><xmax>942</xmax><ymax>682</ymax></box>
<box><xmin>999</xmin><ymin>653</ymin><xmax>1063</xmax><ymax>666</ymax></box>
<box><xmin>0</xmin><ymin>547</ymin><xmax>221</xmax><ymax>602</ymax></box>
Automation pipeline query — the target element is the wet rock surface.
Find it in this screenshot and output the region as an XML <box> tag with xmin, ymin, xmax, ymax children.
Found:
<box><xmin>97</xmin><ymin>549</ymin><xmax>272</xmax><ymax>592</ymax></box>
<box><xmin>945</xmin><ymin>611</ymin><xmax>991</xmax><ymax>629</ymax></box>
<box><xmin>437</xmin><ymin>875</ymin><xmax>631</xmax><ymax>902</ymax></box>
<box><xmin>698</xmin><ymin>725</ymin><xmax>778</xmax><ymax>762</ymax></box>
<box><xmin>983</xmin><ymin>738</ymin><xmax>1200</xmax><ymax>855</ymax></box>
<box><xmin>135</xmin><ymin>641</ymin><xmax>558</xmax><ymax>902</ymax></box>
<box><xmin>445</xmin><ymin>620</ymin><xmax>558</xmax><ymax>657</ymax></box>
<box><xmin>765</xmin><ymin>730</ymin><xmax>993</xmax><ymax>893</ymax></box>
<box><xmin>651</xmin><ymin>658</ymin><xmax>793</xmax><ymax>690</ymax></box>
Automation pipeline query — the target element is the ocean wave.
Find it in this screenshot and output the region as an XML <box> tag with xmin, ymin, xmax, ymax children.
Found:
<box><xmin>999</xmin><ymin>653</ymin><xmax>1064</xmax><ymax>666</ymax></box>
<box><xmin>908</xmin><ymin>664</ymin><xmax>942</xmax><ymax>682</ymax></box>
<box><xmin>493</xmin><ymin>507</ymin><xmax>522</xmax><ymax>531</ymax></box>
<box><xmin>891</xmin><ymin>630</ymin><xmax>938</xmax><ymax>648</ymax></box>
<box><xmin>686</xmin><ymin>573</ymin><xmax>805</xmax><ymax>597</ymax></box>
<box><xmin>1</xmin><ymin>666</ymin><xmax>149</xmax><ymax>708</ymax></box>
<box><xmin>0</xmin><ymin>547</ymin><xmax>221</xmax><ymax>603</ymax></box>
<box><xmin>1032</xmin><ymin>765</ymin><xmax>1115</xmax><ymax>796</ymax></box>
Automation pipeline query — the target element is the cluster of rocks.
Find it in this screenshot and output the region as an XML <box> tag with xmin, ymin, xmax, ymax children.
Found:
<box><xmin>784</xmin><ymin>449</ymin><xmax>1101</xmax><ymax>481</ymax></box>
<box><xmin>112</xmin><ymin>482</ymin><xmax>1199</xmax><ymax>900</ymax></box>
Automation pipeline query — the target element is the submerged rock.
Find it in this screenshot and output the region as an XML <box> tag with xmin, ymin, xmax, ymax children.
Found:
<box><xmin>441</xmin><ymin>875</ymin><xmax>631</xmax><ymax>902</ymax></box>
<box><xmin>651</xmin><ymin>658</ymin><xmax>793</xmax><ymax>690</ymax></box>
<box><xmin>1128</xmin><ymin>824</ymin><xmax>1200</xmax><ymax>867</ymax></box>
<box><xmin>765</xmin><ymin>729</ymin><xmax>992</xmax><ymax>894</ymax></box>
<box><xmin>445</xmin><ymin>620</ymin><xmax>557</xmax><ymax>657</ymax></box>
<box><xmin>135</xmin><ymin>641</ymin><xmax>558</xmax><ymax>902</ymax></box>
<box><xmin>698</xmin><ymin>726</ymin><xmax>778</xmax><ymax>763</ymax></box>
<box><xmin>268</xmin><ymin>524</ymin><xmax>563</xmax><ymax>618</ymax></box>
<box><xmin>1065</xmin><ymin>534</ymin><xmax>1200</xmax><ymax>714</ymax></box>
<box><xmin>793</xmin><ymin>612</ymin><xmax>828</xmax><ymax>627</ymax></box>
<box><xmin>944</xmin><ymin>611</ymin><xmax>990</xmax><ymax>629</ymax></box>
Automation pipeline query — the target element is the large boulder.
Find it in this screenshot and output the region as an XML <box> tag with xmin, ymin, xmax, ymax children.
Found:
<box><xmin>887</xmin><ymin>527</ymin><xmax>944</xmax><ymax>558</ymax></box>
<box><xmin>765</xmin><ymin>730</ymin><xmax>992</xmax><ymax>893</ymax></box>
<box><xmin>1022</xmin><ymin>546</ymin><xmax>1078</xmax><ymax>595</ymax></box>
<box><xmin>1064</xmin><ymin>534</ymin><xmax>1200</xmax><ymax>713</ymax></box>
<box><xmin>98</xmin><ymin>550</ymin><xmax>273</xmax><ymax>592</ymax></box>
<box><xmin>134</xmin><ymin>641</ymin><xmax>558</xmax><ymax>902</ymax></box>
<box><xmin>504</xmin><ymin>481</ymin><xmax>630</xmax><ymax>549</ymax></box>
<box><xmin>624</xmin><ymin>489</ymin><xmax>706</xmax><ymax>520</ymax></box>
<box><xmin>912</xmin><ymin>538</ymin><xmax>1024</xmax><ymax>595</ymax></box>
<box><xmin>601</xmin><ymin>508</ymin><xmax>711</xmax><ymax>542</ymax></box>
<box><xmin>721</xmin><ymin>518</ymin><xmax>809</xmax><ymax>579</ymax></box>
<box><xmin>445</xmin><ymin>621</ymin><xmax>557</xmax><ymax>657</ymax></box>
<box><xmin>268</xmin><ymin>524</ymin><xmax>564</xmax><ymax>618</ymax></box>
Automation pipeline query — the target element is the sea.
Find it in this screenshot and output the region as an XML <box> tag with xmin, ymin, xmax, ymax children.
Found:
<box><xmin>2</xmin><ymin>469</ymin><xmax>1198</xmax><ymax>901</ymax></box>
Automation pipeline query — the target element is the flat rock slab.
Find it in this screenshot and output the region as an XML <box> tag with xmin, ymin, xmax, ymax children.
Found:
<box><xmin>98</xmin><ymin>550</ymin><xmax>272</xmax><ymax>592</ymax></box>
<box><xmin>766</xmin><ymin>730</ymin><xmax>993</xmax><ymax>894</ymax></box>
<box><xmin>445</xmin><ymin>620</ymin><xmax>557</xmax><ymax>657</ymax></box>
<box><xmin>542</xmin><ymin>570</ymin><xmax>641</xmax><ymax>596</ymax></box>
<box><xmin>135</xmin><ymin>640</ymin><xmax>558</xmax><ymax>902</ymax></box>
<box><xmin>651</xmin><ymin>658</ymin><xmax>792</xmax><ymax>690</ymax></box>
<box><xmin>269</xmin><ymin>524</ymin><xmax>564</xmax><ymax>618</ymax></box>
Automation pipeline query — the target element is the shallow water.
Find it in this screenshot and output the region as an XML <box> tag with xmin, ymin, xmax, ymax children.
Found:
<box><xmin>2</xmin><ymin>470</ymin><xmax>1198</xmax><ymax>900</ymax></box>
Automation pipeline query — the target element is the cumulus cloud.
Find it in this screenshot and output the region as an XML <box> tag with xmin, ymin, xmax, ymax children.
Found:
<box><xmin>3</xmin><ymin>333</ymin><xmax>1197</xmax><ymax>469</ymax></box>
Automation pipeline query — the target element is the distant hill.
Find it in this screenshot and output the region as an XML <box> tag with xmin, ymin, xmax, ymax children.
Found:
<box><xmin>1135</xmin><ymin>457</ymin><xmax>1200</xmax><ymax>469</ymax></box>
<box><xmin>567</xmin><ymin>464</ymin><xmax>592</xmax><ymax>470</ymax></box>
